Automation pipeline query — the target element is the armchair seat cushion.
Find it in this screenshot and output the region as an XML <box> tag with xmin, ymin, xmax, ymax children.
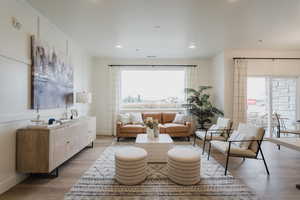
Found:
<box><xmin>196</xmin><ymin>131</ymin><xmax>226</xmax><ymax>141</ymax></box>
<box><xmin>211</xmin><ymin>141</ymin><xmax>256</xmax><ymax>158</ymax></box>
<box><xmin>121</xmin><ymin>124</ymin><xmax>146</xmax><ymax>133</ymax></box>
<box><xmin>164</xmin><ymin>123</ymin><xmax>189</xmax><ymax>133</ymax></box>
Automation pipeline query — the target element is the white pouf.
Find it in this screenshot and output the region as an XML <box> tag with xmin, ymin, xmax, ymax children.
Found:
<box><xmin>115</xmin><ymin>146</ymin><xmax>148</xmax><ymax>185</ymax></box>
<box><xmin>167</xmin><ymin>147</ymin><xmax>201</xmax><ymax>185</ymax></box>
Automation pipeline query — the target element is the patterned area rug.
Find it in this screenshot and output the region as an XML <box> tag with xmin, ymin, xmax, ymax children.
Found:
<box><xmin>65</xmin><ymin>142</ymin><xmax>258</xmax><ymax>200</ymax></box>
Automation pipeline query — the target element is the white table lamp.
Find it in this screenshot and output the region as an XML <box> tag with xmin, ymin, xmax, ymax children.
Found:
<box><xmin>76</xmin><ymin>92</ymin><xmax>92</xmax><ymax>104</ymax></box>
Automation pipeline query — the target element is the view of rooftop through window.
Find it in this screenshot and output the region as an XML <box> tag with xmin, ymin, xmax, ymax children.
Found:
<box><xmin>121</xmin><ymin>69</ymin><xmax>185</xmax><ymax>108</ymax></box>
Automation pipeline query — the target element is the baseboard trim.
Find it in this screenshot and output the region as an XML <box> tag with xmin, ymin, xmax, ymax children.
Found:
<box><xmin>96</xmin><ymin>132</ymin><xmax>112</xmax><ymax>136</ymax></box>
<box><xmin>0</xmin><ymin>174</ymin><xmax>28</xmax><ymax>195</ymax></box>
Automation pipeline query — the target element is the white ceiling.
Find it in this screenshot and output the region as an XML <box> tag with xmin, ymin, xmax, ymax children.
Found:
<box><xmin>27</xmin><ymin>0</ymin><xmax>300</xmax><ymax>59</ymax></box>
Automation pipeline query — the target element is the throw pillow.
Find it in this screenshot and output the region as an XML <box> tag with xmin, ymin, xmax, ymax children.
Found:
<box><xmin>172</xmin><ymin>114</ymin><xmax>186</xmax><ymax>124</ymax></box>
<box><xmin>216</xmin><ymin>118</ymin><xmax>230</xmax><ymax>137</ymax></box>
<box><xmin>118</xmin><ymin>113</ymin><xmax>131</xmax><ymax>124</ymax></box>
<box><xmin>130</xmin><ymin>113</ymin><xmax>144</xmax><ymax>124</ymax></box>
<box><xmin>229</xmin><ymin>123</ymin><xmax>258</xmax><ymax>150</ymax></box>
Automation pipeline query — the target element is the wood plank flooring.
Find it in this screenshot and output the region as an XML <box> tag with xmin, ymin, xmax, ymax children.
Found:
<box><xmin>0</xmin><ymin>136</ymin><xmax>300</xmax><ymax>200</ymax></box>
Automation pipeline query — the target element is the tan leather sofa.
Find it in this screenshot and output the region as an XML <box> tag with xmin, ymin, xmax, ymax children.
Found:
<box><xmin>117</xmin><ymin>112</ymin><xmax>192</xmax><ymax>141</ymax></box>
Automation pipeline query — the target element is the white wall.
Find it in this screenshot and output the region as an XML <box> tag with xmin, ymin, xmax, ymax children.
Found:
<box><xmin>212</xmin><ymin>49</ymin><xmax>300</xmax><ymax>119</ymax></box>
<box><xmin>212</xmin><ymin>52</ymin><xmax>225</xmax><ymax>114</ymax></box>
<box><xmin>0</xmin><ymin>0</ymin><xmax>92</xmax><ymax>194</ymax></box>
<box><xmin>91</xmin><ymin>58</ymin><xmax>213</xmax><ymax>135</ymax></box>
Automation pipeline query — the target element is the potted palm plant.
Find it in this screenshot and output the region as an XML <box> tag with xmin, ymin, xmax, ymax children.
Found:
<box><xmin>183</xmin><ymin>86</ymin><xmax>223</xmax><ymax>129</ymax></box>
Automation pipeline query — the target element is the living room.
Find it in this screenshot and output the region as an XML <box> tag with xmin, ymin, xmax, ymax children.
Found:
<box><xmin>1</xmin><ymin>0</ymin><xmax>300</xmax><ymax>200</ymax></box>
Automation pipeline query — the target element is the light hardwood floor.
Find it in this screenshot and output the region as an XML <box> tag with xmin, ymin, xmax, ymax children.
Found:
<box><xmin>0</xmin><ymin>136</ymin><xmax>300</xmax><ymax>200</ymax></box>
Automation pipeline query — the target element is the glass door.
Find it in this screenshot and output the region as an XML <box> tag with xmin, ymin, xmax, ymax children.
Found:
<box><xmin>247</xmin><ymin>77</ymin><xmax>268</xmax><ymax>129</ymax></box>
<box><xmin>247</xmin><ymin>76</ymin><xmax>297</xmax><ymax>136</ymax></box>
<box><xmin>271</xmin><ymin>78</ymin><xmax>297</xmax><ymax>130</ymax></box>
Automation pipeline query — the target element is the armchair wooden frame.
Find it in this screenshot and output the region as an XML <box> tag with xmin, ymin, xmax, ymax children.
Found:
<box><xmin>207</xmin><ymin>129</ymin><xmax>270</xmax><ymax>176</ymax></box>
<box><xmin>194</xmin><ymin>121</ymin><xmax>233</xmax><ymax>155</ymax></box>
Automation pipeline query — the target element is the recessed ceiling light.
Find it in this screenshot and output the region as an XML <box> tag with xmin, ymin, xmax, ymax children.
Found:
<box><xmin>258</xmin><ymin>39</ymin><xmax>263</xmax><ymax>43</ymax></box>
<box><xmin>189</xmin><ymin>44</ymin><xmax>196</xmax><ymax>49</ymax></box>
<box><xmin>136</xmin><ymin>49</ymin><xmax>140</xmax><ymax>51</ymax></box>
<box><xmin>115</xmin><ymin>44</ymin><xmax>123</xmax><ymax>48</ymax></box>
<box><xmin>147</xmin><ymin>56</ymin><xmax>157</xmax><ymax>58</ymax></box>
<box><xmin>153</xmin><ymin>25</ymin><xmax>161</xmax><ymax>29</ymax></box>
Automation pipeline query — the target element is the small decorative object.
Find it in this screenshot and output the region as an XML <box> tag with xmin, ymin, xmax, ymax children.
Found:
<box><xmin>144</xmin><ymin>117</ymin><xmax>159</xmax><ymax>139</ymax></box>
<box><xmin>154</xmin><ymin>126</ymin><xmax>159</xmax><ymax>137</ymax></box>
<box><xmin>71</xmin><ymin>109</ymin><xmax>78</xmax><ymax>119</ymax></box>
<box><xmin>183</xmin><ymin>86</ymin><xmax>223</xmax><ymax>129</ymax></box>
<box><xmin>48</xmin><ymin>118</ymin><xmax>56</xmax><ymax>125</ymax></box>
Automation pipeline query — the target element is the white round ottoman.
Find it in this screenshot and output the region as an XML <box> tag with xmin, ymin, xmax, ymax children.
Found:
<box><xmin>115</xmin><ymin>146</ymin><xmax>147</xmax><ymax>185</ymax></box>
<box><xmin>167</xmin><ymin>147</ymin><xmax>201</xmax><ymax>185</ymax></box>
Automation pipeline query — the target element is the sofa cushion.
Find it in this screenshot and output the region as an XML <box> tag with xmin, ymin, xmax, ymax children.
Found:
<box><xmin>164</xmin><ymin>123</ymin><xmax>189</xmax><ymax>133</ymax></box>
<box><xmin>211</xmin><ymin>141</ymin><xmax>256</xmax><ymax>158</ymax></box>
<box><xmin>162</xmin><ymin>113</ymin><xmax>176</xmax><ymax>124</ymax></box>
<box><xmin>142</xmin><ymin>112</ymin><xmax>162</xmax><ymax>123</ymax></box>
<box><xmin>121</xmin><ymin>124</ymin><xmax>146</xmax><ymax>133</ymax></box>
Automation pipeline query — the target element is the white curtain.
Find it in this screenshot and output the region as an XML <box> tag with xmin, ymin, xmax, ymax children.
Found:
<box><xmin>233</xmin><ymin>59</ymin><xmax>248</xmax><ymax>127</ymax></box>
<box><xmin>108</xmin><ymin>66</ymin><xmax>121</xmax><ymax>136</ymax></box>
<box><xmin>184</xmin><ymin>66</ymin><xmax>201</xmax><ymax>90</ymax></box>
<box><xmin>184</xmin><ymin>66</ymin><xmax>201</xmax><ymax>131</ymax></box>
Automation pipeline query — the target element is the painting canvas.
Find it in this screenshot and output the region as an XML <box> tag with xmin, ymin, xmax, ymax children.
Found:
<box><xmin>31</xmin><ymin>36</ymin><xmax>74</xmax><ymax>109</ymax></box>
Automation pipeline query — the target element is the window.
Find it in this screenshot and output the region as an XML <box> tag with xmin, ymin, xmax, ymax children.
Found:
<box><xmin>121</xmin><ymin>69</ymin><xmax>185</xmax><ymax>109</ymax></box>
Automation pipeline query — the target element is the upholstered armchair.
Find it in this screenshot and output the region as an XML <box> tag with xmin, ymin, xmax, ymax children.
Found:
<box><xmin>194</xmin><ymin>117</ymin><xmax>233</xmax><ymax>154</ymax></box>
<box><xmin>207</xmin><ymin>123</ymin><xmax>269</xmax><ymax>176</ymax></box>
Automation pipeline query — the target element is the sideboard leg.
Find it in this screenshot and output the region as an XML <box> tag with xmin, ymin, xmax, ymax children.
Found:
<box><xmin>53</xmin><ymin>168</ymin><xmax>59</xmax><ymax>177</ymax></box>
<box><xmin>86</xmin><ymin>141</ymin><xmax>94</xmax><ymax>148</ymax></box>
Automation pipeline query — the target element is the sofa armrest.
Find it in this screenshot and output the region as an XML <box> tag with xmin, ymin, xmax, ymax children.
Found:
<box><xmin>116</xmin><ymin>121</ymin><xmax>123</xmax><ymax>136</ymax></box>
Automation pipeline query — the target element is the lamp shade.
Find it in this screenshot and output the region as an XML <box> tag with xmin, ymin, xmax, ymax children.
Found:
<box><xmin>76</xmin><ymin>92</ymin><xmax>92</xmax><ymax>104</ymax></box>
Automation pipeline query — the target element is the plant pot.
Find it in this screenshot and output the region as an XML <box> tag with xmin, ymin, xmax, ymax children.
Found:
<box><xmin>146</xmin><ymin>127</ymin><xmax>154</xmax><ymax>139</ymax></box>
<box><xmin>154</xmin><ymin>127</ymin><xmax>159</xmax><ymax>137</ymax></box>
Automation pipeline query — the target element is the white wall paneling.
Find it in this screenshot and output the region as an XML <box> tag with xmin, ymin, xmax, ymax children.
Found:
<box><xmin>0</xmin><ymin>0</ymin><xmax>92</xmax><ymax>194</ymax></box>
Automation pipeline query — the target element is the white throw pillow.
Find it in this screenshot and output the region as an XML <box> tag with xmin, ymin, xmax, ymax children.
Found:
<box><xmin>229</xmin><ymin>123</ymin><xmax>258</xmax><ymax>150</ymax></box>
<box><xmin>172</xmin><ymin>114</ymin><xmax>186</xmax><ymax>124</ymax></box>
<box><xmin>130</xmin><ymin>113</ymin><xmax>144</xmax><ymax>124</ymax></box>
<box><xmin>217</xmin><ymin>118</ymin><xmax>230</xmax><ymax>129</ymax></box>
<box><xmin>118</xmin><ymin>113</ymin><xmax>131</xmax><ymax>124</ymax></box>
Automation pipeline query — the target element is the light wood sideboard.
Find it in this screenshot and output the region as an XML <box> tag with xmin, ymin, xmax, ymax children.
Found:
<box><xmin>16</xmin><ymin>117</ymin><xmax>96</xmax><ymax>176</ymax></box>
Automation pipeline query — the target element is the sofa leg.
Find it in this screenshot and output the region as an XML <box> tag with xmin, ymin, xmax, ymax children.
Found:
<box><xmin>117</xmin><ymin>137</ymin><xmax>120</xmax><ymax>142</ymax></box>
<box><xmin>187</xmin><ymin>136</ymin><xmax>190</xmax><ymax>142</ymax></box>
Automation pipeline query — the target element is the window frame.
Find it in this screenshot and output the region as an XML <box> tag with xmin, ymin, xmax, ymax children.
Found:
<box><xmin>120</xmin><ymin>67</ymin><xmax>186</xmax><ymax>111</ymax></box>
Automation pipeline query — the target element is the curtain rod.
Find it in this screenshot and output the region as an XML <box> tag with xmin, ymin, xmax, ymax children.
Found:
<box><xmin>233</xmin><ymin>57</ymin><xmax>300</xmax><ymax>60</ymax></box>
<box><xmin>108</xmin><ymin>64</ymin><xmax>197</xmax><ymax>67</ymax></box>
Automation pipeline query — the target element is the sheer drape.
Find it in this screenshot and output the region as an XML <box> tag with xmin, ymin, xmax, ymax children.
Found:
<box><xmin>108</xmin><ymin>66</ymin><xmax>121</xmax><ymax>136</ymax></box>
<box><xmin>233</xmin><ymin>59</ymin><xmax>248</xmax><ymax>127</ymax></box>
<box><xmin>184</xmin><ymin>66</ymin><xmax>201</xmax><ymax>131</ymax></box>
